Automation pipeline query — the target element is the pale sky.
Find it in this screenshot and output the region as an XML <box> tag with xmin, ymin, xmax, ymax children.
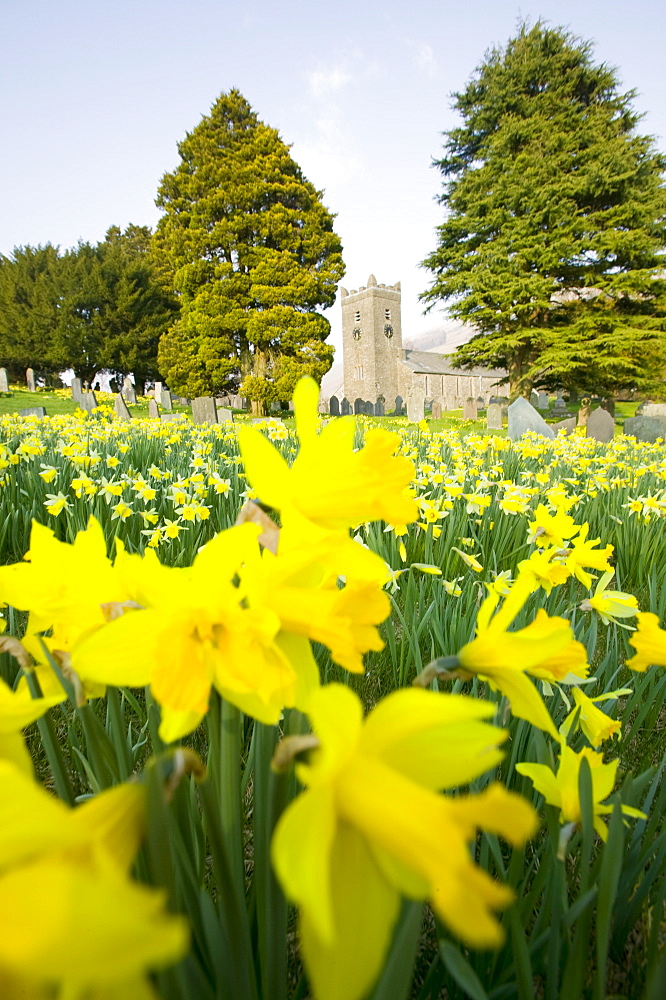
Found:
<box><xmin>2</xmin><ymin>0</ymin><xmax>664</xmax><ymax>356</ymax></box>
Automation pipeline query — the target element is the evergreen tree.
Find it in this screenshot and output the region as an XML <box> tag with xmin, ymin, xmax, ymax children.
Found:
<box><xmin>154</xmin><ymin>90</ymin><xmax>344</xmax><ymax>408</ymax></box>
<box><xmin>0</xmin><ymin>244</ymin><xmax>62</xmax><ymax>379</ymax></box>
<box><xmin>421</xmin><ymin>22</ymin><xmax>666</xmax><ymax>398</ymax></box>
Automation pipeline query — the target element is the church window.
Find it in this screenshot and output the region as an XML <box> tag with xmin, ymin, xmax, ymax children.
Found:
<box><xmin>354</xmin><ymin>310</ymin><xmax>361</xmax><ymax>323</ymax></box>
<box><xmin>352</xmin><ymin>327</ymin><xmax>361</xmax><ymax>341</ymax></box>
<box><xmin>354</xmin><ymin>365</ymin><xmax>364</xmax><ymax>380</ymax></box>
<box><xmin>385</xmin><ymin>308</ymin><xmax>391</xmax><ymax>320</ymax></box>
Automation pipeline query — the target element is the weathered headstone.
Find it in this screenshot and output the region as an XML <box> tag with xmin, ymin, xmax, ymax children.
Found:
<box><xmin>551</xmin><ymin>416</ymin><xmax>577</xmax><ymax>435</ymax></box>
<box><xmin>538</xmin><ymin>392</ymin><xmax>549</xmax><ymax>409</ymax></box>
<box><xmin>394</xmin><ymin>395</ymin><xmax>403</xmax><ymax>415</ymax></box>
<box><xmin>530</xmin><ymin>390</ymin><xmax>539</xmax><ymax>409</ymax></box>
<box><xmin>341</xmin><ymin>397</ymin><xmax>351</xmax><ymax>416</ymax></box>
<box><xmin>122</xmin><ymin>377</ymin><xmax>137</xmax><ymax>405</ymax></box>
<box><xmin>19</xmin><ymin>406</ymin><xmax>46</xmax><ymax>418</ymax></box>
<box><xmin>463</xmin><ymin>396</ymin><xmax>478</xmax><ymax>420</ymax></box>
<box><xmin>508</xmin><ymin>396</ymin><xmax>555</xmax><ymax>440</ymax></box>
<box><xmin>578</xmin><ymin>399</ymin><xmax>591</xmax><ymax>427</ymax></box>
<box><xmin>486</xmin><ymin>402</ymin><xmax>503</xmax><ymax>430</ymax></box>
<box><xmin>553</xmin><ymin>390</ymin><xmax>566</xmax><ymax>412</ymax></box>
<box><xmin>148</xmin><ymin>399</ymin><xmax>160</xmax><ymax>419</ymax></box>
<box><xmin>406</xmin><ymin>388</ymin><xmax>425</xmax><ymax>423</ymax></box>
<box><xmin>329</xmin><ymin>396</ymin><xmax>340</xmax><ymax>417</ymax></box>
<box><xmin>0</xmin><ymin>368</ymin><xmax>8</xmax><ymax>393</ymax></box>
<box><xmin>80</xmin><ymin>392</ymin><xmax>97</xmax><ymax>413</ymax></box>
<box><xmin>71</xmin><ymin>377</ymin><xmax>83</xmax><ymax>403</ymax></box>
<box><xmin>216</xmin><ymin>396</ymin><xmax>231</xmax><ymax>407</ymax></box>
<box><xmin>153</xmin><ymin>382</ymin><xmax>163</xmax><ymax>399</ymax></box>
<box><xmin>642</xmin><ymin>403</ymin><xmax>666</xmax><ymax>417</ymax></box>
<box><xmin>26</xmin><ymin>368</ymin><xmax>36</xmax><ymax>392</ymax></box>
<box><xmin>160</xmin><ymin>414</ymin><xmax>186</xmax><ymax>423</ymax></box>
<box><xmin>624</xmin><ymin>415</ymin><xmax>666</xmax><ymax>442</ymax></box>
<box><xmin>431</xmin><ymin>401</ymin><xmax>442</xmax><ymax>420</ymax></box>
<box><xmin>217</xmin><ymin>407</ymin><xmax>233</xmax><ymax>423</ymax></box>
<box><xmin>354</xmin><ymin>398</ymin><xmax>364</xmax><ymax>415</ymax></box>
<box><xmin>192</xmin><ymin>396</ymin><xmax>218</xmax><ymax>424</ymax></box>
<box><xmin>318</xmin><ymin>397</ymin><xmax>329</xmax><ymax>415</ymax></box>
<box><xmin>586</xmin><ymin>407</ymin><xmax>614</xmax><ymax>443</ymax></box>
<box><xmin>160</xmin><ymin>389</ymin><xmax>173</xmax><ymax>411</ymax></box>
<box><xmin>374</xmin><ymin>398</ymin><xmax>385</xmax><ymax>417</ymax></box>
<box><xmin>113</xmin><ymin>394</ymin><xmax>132</xmax><ymax>420</ymax></box>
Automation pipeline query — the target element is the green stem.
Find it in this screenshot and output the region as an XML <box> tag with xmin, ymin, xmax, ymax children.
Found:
<box><xmin>25</xmin><ymin>669</ymin><xmax>75</xmax><ymax>805</ymax></box>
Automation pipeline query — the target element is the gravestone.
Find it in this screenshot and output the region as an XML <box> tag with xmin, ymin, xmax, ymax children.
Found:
<box><xmin>553</xmin><ymin>390</ymin><xmax>567</xmax><ymax>412</ymax></box>
<box><xmin>216</xmin><ymin>395</ymin><xmax>231</xmax><ymax>407</ymax></box>
<box><xmin>113</xmin><ymin>394</ymin><xmax>132</xmax><ymax>421</ymax></box>
<box><xmin>217</xmin><ymin>408</ymin><xmax>233</xmax><ymax>423</ymax></box>
<box><xmin>161</xmin><ymin>414</ymin><xmax>186</xmax><ymax>423</ymax></box>
<box><xmin>148</xmin><ymin>399</ymin><xmax>160</xmax><ymax>419</ymax></box>
<box><xmin>406</xmin><ymin>389</ymin><xmax>425</xmax><ymax>423</ymax></box>
<box><xmin>80</xmin><ymin>392</ymin><xmax>97</xmax><ymax>413</ymax></box>
<box><xmin>341</xmin><ymin>398</ymin><xmax>351</xmax><ymax>416</ymax></box>
<box><xmin>600</xmin><ymin>398</ymin><xmax>615</xmax><ymax>417</ymax></box>
<box><xmin>354</xmin><ymin>398</ymin><xmax>364</xmax><ymax>415</ymax></box>
<box><xmin>431</xmin><ymin>401</ymin><xmax>442</xmax><ymax>420</ymax></box>
<box><xmin>374</xmin><ymin>398</ymin><xmax>385</xmax><ymax>417</ymax></box>
<box><xmin>538</xmin><ymin>392</ymin><xmax>549</xmax><ymax>409</ymax></box>
<box><xmin>577</xmin><ymin>399</ymin><xmax>591</xmax><ymax>427</ymax></box>
<box><xmin>318</xmin><ymin>397</ymin><xmax>329</xmax><ymax>415</ymax></box>
<box><xmin>394</xmin><ymin>395</ymin><xmax>403</xmax><ymax>415</ymax></box>
<box><xmin>329</xmin><ymin>397</ymin><xmax>340</xmax><ymax>417</ymax></box>
<box><xmin>0</xmin><ymin>368</ymin><xmax>8</xmax><ymax>393</ymax></box>
<box><xmin>551</xmin><ymin>416</ymin><xmax>577</xmax><ymax>435</ymax></box>
<box><xmin>122</xmin><ymin>377</ymin><xmax>137</xmax><ymax>405</ymax></box>
<box><xmin>642</xmin><ymin>403</ymin><xmax>666</xmax><ymax>417</ymax></box>
<box><xmin>153</xmin><ymin>382</ymin><xmax>163</xmax><ymax>399</ymax></box>
<box><xmin>288</xmin><ymin>402</ymin><xmax>294</xmax><ymax>412</ymax></box>
<box><xmin>486</xmin><ymin>402</ymin><xmax>503</xmax><ymax>430</ymax></box>
<box><xmin>192</xmin><ymin>396</ymin><xmax>218</xmax><ymax>424</ymax></box>
<box><xmin>508</xmin><ymin>396</ymin><xmax>555</xmax><ymax>440</ymax></box>
<box><xmin>71</xmin><ymin>378</ymin><xmax>83</xmax><ymax>403</ymax></box>
<box><xmin>463</xmin><ymin>396</ymin><xmax>478</xmax><ymax>420</ymax></box>
<box><xmin>530</xmin><ymin>390</ymin><xmax>539</xmax><ymax>409</ymax></box>
<box><xmin>160</xmin><ymin>389</ymin><xmax>173</xmax><ymax>411</ymax></box>
<box><xmin>19</xmin><ymin>406</ymin><xmax>46</xmax><ymax>417</ymax></box>
<box><xmin>624</xmin><ymin>415</ymin><xmax>666</xmax><ymax>443</ymax></box>
<box><xmin>26</xmin><ymin>368</ymin><xmax>36</xmax><ymax>392</ymax></box>
<box><xmin>586</xmin><ymin>407</ymin><xmax>614</xmax><ymax>443</ymax></box>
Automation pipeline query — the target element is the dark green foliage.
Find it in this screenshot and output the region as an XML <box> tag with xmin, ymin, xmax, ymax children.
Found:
<box><xmin>0</xmin><ymin>227</ymin><xmax>177</xmax><ymax>385</ymax></box>
<box><xmin>154</xmin><ymin>90</ymin><xmax>344</xmax><ymax>408</ymax></box>
<box><xmin>421</xmin><ymin>22</ymin><xmax>666</xmax><ymax>398</ymax></box>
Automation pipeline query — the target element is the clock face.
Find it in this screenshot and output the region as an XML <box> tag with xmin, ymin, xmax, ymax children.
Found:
<box><xmin>384</xmin><ymin>324</ymin><xmax>393</xmax><ymax>338</ymax></box>
<box><xmin>352</xmin><ymin>327</ymin><xmax>361</xmax><ymax>341</ymax></box>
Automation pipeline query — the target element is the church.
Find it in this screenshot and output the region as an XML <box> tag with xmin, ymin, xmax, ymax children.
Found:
<box><xmin>331</xmin><ymin>274</ymin><xmax>506</xmax><ymax>412</ymax></box>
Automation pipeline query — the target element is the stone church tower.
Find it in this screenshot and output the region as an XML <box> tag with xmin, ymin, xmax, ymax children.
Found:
<box><xmin>340</xmin><ymin>275</ymin><xmax>403</xmax><ymax>404</ymax></box>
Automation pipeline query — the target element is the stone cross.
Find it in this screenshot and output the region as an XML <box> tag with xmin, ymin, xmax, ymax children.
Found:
<box><xmin>586</xmin><ymin>407</ymin><xmax>614</xmax><ymax>443</ymax></box>
<box><xmin>192</xmin><ymin>396</ymin><xmax>218</xmax><ymax>424</ymax></box>
<box><xmin>507</xmin><ymin>396</ymin><xmax>555</xmax><ymax>440</ymax></box>
<box><xmin>113</xmin><ymin>393</ymin><xmax>132</xmax><ymax>421</ymax></box>
<box><xmin>0</xmin><ymin>368</ymin><xmax>8</xmax><ymax>393</ymax></box>
<box><xmin>553</xmin><ymin>390</ymin><xmax>567</xmax><ymax>412</ymax></box>
<box><xmin>26</xmin><ymin>368</ymin><xmax>36</xmax><ymax>392</ymax></box>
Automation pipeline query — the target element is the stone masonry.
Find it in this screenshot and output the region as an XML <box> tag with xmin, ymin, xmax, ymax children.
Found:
<box><xmin>340</xmin><ymin>275</ymin><xmax>403</xmax><ymax>406</ymax></box>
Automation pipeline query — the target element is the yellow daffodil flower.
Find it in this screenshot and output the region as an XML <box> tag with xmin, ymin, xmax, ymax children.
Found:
<box><xmin>238</xmin><ymin>377</ymin><xmax>418</xmax><ymax>531</ymax></box>
<box><xmin>579</xmin><ymin>571</ymin><xmax>639</xmax><ymax>628</ymax></box>
<box><xmin>517</xmin><ymin>744</ymin><xmax>645</xmax><ymax>841</ymax></box>
<box><xmin>272</xmin><ymin>685</ymin><xmax>537</xmax><ymax>1000</ymax></box>
<box><xmin>626</xmin><ymin>612</ymin><xmax>666</xmax><ymax>671</ymax></box>
<box><xmin>561</xmin><ymin>524</ymin><xmax>614</xmax><ymax>589</ymax></box>
<box><xmin>559</xmin><ymin>687</ymin><xmax>631</xmax><ymax>747</ymax></box>
<box><xmin>517</xmin><ymin>548</ymin><xmax>570</xmax><ymax>594</ymax></box>
<box><xmin>527</xmin><ymin>504</ymin><xmax>579</xmax><ymax>548</ymax></box>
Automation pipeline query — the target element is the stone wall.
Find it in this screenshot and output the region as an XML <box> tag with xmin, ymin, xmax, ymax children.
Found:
<box><xmin>341</xmin><ymin>275</ymin><xmax>403</xmax><ymax>404</ymax></box>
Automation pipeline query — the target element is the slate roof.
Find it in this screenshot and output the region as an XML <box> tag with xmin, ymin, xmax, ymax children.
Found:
<box><xmin>401</xmin><ymin>350</ymin><xmax>507</xmax><ymax>379</ymax></box>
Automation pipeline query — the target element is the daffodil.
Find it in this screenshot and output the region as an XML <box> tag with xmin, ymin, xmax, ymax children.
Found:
<box><xmin>0</xmin><ymin>671</ymin><xmax>65</xmax><ymax>773</ymax></box>
<box><xmin>272</xmin><ymin>684</ymin><xmax>537</xmax><ymax>1000</ymax></box>
<box><xmin>517</xmin><ymin>548</ymin><xmax>570</xmax><ymax>594</ymax></box>
<box><xmin>561</xmin><ymin>523</ymin><xmax>614</xmax><ymax>589</ymax></box>
<box><xmin>559</xmin><ymin>687</ymin><xmax>630</xmax><ymax>747</ymax></box>
<box><xmin>626</xmin><ymin>612</ymin><xmax>666</xmax><ymax>671</ymax></box>
<box><xmin>527</xmin><ymin>504</ymin><xmax>579</xmax><ymax>548</ymax></box>
<box><xmin>238</xmin><ymin>377</ymin><xmax>418</xmax><ymax>531</ymax></box>
<box><xmin>579</xmin><ymin>570</ymin><xmax>639</xmax><ymax>628</ymax></box>
<box><xmin>517</xmin><ymin>744</ymin><xmax>645</xmax><ymax>841</ymax></box>
<box><xmin>0</xmin><ymin>760</ymin><xmax>188</xmax><ymax>997</ymax></box>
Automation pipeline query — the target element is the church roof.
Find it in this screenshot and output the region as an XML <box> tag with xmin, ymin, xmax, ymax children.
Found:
<box><xmin>401</xmin><ymin>350</ymin><xmax>507</xmax><ymax>378</ymax></box>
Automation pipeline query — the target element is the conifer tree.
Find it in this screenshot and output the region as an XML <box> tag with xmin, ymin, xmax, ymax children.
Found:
<box><xmin>153</xmin><ymin>90</ymin><xmax>344</xmax><ymax>408</ymax></box>
<box><xmin>421</xmin><ymin>22</ymin><xmax>666</xmax><ymax>398</ymax></box>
